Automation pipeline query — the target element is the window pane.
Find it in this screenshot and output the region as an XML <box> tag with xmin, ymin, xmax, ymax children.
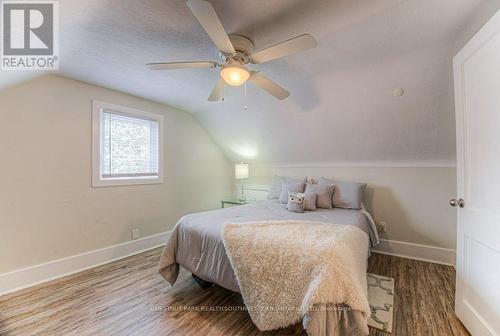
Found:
<box><xmin>101</xmin><ymin>111</ymin><xmax>159</xmax><ymax>177</ymax></box>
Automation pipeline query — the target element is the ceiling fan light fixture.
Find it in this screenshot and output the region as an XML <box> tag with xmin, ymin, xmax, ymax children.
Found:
<box><xmin>220</xmin><ymin>64</ymin><xmax>250</xmax><ymax>86</ymax></box>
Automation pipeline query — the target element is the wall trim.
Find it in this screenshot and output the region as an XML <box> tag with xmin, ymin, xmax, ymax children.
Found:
<box><xmin>372</xmin><ymin>239</ymin><xmax>456</xmax><ymax>266</ymax></box>
<box><xmin>248</xmin><ymin>162</ymin><xmax>457</xmax><ymax>168</ymax></box>
<box><xmin>0</xmin><ymin>231</ymin><xmax>171</xmax><ymax>297</ymax></box>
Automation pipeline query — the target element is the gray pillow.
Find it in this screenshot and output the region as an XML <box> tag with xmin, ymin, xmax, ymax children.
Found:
<box><xmin>318</xmin><ymin>177</ymin><xmax>366</xmax><ymax>210</ymax></box>
<box><xmin>279</xmin><ymin>182</ymin><xmax>306</xmax><ymax>204</ymax></box>
<box><xmin>268</xmin><ymin>175</ymin><xmax>307</xmax><ymax>199</ymax></box>
<box><xmin>303</xmin><ymin>191</ymin><xmax>317</xmax><ymax>211</ymax></box>
<box><xmin>304</xmin><ymin>183</ymin><xmax>335</xmax><ymax>209</ymax></box>
<box><xmin>287</xmin><ymin>192</ymin><xmax>305</xmax><ymax>213</ymax></box>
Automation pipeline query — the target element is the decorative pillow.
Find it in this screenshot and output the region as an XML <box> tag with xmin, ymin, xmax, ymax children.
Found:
<box><xmin>267</xmin><ymin>175</ymin><xmax>307</xmax><ymax>199</ymax></box>
<box><xmin>287</xmin><ymin>192</ymin><xmax>305</xmax><ymax>213</ymax></box>
<box><xmin>279</xmin><ymin>182</ymin><xmax>306</xmax><ymax>204</ymax></box>
<box><xmin>318</xmin><ymin>177</ymin><xmax>366</xmax><ymax>210</ymax></box>
<box><xmin>303</xmin><ymin>191</ymin><xmax>317</xmax><ymax>211</ymax></box>
<box><xmin>304</xmin><ymin>183</ymin><xmax>335</xmax><ymax>209</ymax></box>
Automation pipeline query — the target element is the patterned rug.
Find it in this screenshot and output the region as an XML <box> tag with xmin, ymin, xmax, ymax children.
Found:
<box><xmin>367</xmin><ymin>273</ymin><xmax>395</xmax><ymax>333</ymax></box>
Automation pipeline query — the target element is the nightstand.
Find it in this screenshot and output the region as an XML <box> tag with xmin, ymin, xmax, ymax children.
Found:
<box><xmin>220</xmin><ymin>199</ymin><xmax>249</xmax><ymax>208</ymax></box>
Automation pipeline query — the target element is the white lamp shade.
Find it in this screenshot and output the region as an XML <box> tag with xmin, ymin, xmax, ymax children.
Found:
<box><xmin>220</xmin><ymin>65</ymin><xmax>250</xmax><ymax>86</ymax></box>
<box><xmin>235</xmin><ymin>163</ymin><xmax>249</xmax><ymax>179</ymax></box>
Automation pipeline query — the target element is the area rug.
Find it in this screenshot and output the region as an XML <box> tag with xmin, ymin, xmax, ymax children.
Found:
<box><xmin>367</xmin><ymin>273</ymin><xmax>395</xmax><ymax>333</ymax></box>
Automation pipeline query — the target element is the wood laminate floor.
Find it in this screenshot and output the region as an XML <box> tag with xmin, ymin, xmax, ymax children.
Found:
<box><xmin>0</xmin><ymin>248</ymin><xmax>469</xmax><ymax>336</ymax></box>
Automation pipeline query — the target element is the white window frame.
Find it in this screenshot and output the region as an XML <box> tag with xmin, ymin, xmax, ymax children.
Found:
<box><xmin>91</xmin><ymin>100</ymin><xmax>164</xmax><ymax>187</ymax></box>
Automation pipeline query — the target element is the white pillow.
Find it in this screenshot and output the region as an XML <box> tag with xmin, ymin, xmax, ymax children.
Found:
<box><xmin>304</xmin><ymin>183</ymin><xmax>335</xmax><ymax>209</ymax></box>
<box><xmin>303</xmin><ymin>191</ymin><xmax>317</xmax><ymax>211</ymax></box>
<box><xmin>267</xmin><ymin>175</ymin><xmax>307</xmax><ymax>199</ymax></box>
<box><xmin>318</xmin><ymin>177</ymin><xmax>366</xmax><ymax>210</ymax></box>
<box><xmin>279</xmin><ymin>182</ymin><xmax>306</xmax><ymax>204</ymax></box>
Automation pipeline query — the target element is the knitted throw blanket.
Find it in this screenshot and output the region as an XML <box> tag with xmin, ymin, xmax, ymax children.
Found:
<box><xmin>222</xmin><ymin>220</ymin><xmax>370</xmax><ymax>332</ymax></box>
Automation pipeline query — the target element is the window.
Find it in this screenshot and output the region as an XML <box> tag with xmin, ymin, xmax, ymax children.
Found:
<box><xmin>92</xmin><ymin>101</ymin><xmax>163</xmax><ymax>186</ymax></box>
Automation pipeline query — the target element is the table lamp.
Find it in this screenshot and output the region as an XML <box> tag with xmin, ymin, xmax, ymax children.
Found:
<box><xmin>235</xmin><ymin>163</ymin><xmax>249</xmax><ymax>201</ymax></box>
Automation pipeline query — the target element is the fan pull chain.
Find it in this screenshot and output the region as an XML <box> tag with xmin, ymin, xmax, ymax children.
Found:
<box><xmin>244</xmin><ymin>82</ymin><xmax>248</xmax><ymax>111</ymax></box>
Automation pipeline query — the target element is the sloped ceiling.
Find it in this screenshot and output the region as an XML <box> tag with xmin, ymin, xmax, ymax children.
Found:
<box><xmin>1</xmin><ymin>0</ymin><xmax>499</xmax><ymax>165</ymax></box>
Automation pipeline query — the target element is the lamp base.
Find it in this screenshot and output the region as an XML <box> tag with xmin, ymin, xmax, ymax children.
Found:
<box><xmin>239</xmin><ymin>179</ymin><xmax>247</xmax><ymax>202</ymax></box>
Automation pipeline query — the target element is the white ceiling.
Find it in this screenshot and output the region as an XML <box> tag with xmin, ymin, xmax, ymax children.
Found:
<box><xmin>2</xmin><ymin>0</ymin><xmax>499</xmax><ymax>165</ymax></box>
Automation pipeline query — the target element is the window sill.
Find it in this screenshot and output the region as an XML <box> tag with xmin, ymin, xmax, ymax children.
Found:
<box><xmin>92</xmin><ymin>176</ymin><xmax>164</xmax><ymax>187</ymax></box>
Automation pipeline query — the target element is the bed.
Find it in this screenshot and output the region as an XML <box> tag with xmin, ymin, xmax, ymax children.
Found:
<box><xmin>159</xmin><ymin>200</ymin><xmax>379</xmax><ymax>335</ymax></box>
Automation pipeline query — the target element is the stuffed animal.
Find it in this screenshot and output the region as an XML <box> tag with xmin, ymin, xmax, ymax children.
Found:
<box><xmin>287</xmin><ymin>192</ymin><xmax>305</xmax><ymax>213</ymax></box>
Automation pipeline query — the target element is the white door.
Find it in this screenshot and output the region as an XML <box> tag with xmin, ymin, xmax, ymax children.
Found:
<box><xmin>453</xmin><ymin>10</ymin><xmax>500</xmax><ymax>336</ymax></box>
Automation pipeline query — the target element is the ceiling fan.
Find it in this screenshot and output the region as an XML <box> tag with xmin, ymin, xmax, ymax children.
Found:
<box><xmin>146</xmin><ymin>0</ymin><xmax>317</xmax><ymax>101</ymax></box>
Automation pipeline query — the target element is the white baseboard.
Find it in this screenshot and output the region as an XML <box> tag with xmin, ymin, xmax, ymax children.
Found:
<box><xmin>372</xmin><ymin>239</ymin><xmax>456</xmax><ymax>266</ymax></box>
<box><xmin>0</xmin><ymin>231</ymin><xmax>171</xmax><ymax>296</ymax></box>
<box><xmin>1</xmin><ymin>233</ymin><xmax>454</xmax><ymax>297</ymax></box>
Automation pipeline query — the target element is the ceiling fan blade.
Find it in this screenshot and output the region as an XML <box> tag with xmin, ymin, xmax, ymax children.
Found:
<box><xmin>147</xmin><ymin>61</ymin><xmax>217</xmax><ymax>70</ymax></box>
<box><xmin>186</xmin><ymin>0</ymin><xmax>235</xmax><ymax>55</ymax></box>
<box><xmin>250</xmin><ymin>34</ymin><xmax>317</xmax><ymax>64</ymax></box>
<box><xmin>147</xmin><ymin>61</ymin><xmax>218</xmax><ymax>70</ymax></box>
<box><xmin>248</xmin><ymin>72</ymin><xmax>290</xmax><ymax>100</ymax></box>
<box><xmin>208</xmin><ymin>78</ymin><xmax>226</xmax><ymax>101</ymax></box>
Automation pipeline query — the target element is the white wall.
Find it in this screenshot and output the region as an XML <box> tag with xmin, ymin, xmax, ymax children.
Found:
<box><xmin>239</xmin><ymin>165</ymin><xmax>457</xmax><ymax>250</ymax></box>
<box><xmin>0</xmin><ymin>75</ymin><xmax>233</xmax><ymax>273</ymax></box>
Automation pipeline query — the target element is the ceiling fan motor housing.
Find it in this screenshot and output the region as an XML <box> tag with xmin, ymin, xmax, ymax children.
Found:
<box><xmin>221</xmin><ymin>34</ymin><xmax>255</xmax><ymax>65</ymax></box>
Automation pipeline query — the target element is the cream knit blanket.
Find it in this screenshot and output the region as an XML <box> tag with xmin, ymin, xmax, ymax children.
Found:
<box><xmin>222</xmin><ymin>220</ymin><xmax>370</xmax><ymax>332</ymax></box>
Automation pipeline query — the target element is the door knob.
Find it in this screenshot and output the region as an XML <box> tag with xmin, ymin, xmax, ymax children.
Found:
<box><xmin>450</xmin><ymin>198</ymin><xmax>465</xmax><ymax>208</ymax></box>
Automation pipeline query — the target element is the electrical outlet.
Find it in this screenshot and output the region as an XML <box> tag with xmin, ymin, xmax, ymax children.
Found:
<box><xmin>376</xmin><ymin>221</ymin><xmax>387</xmax><ymax>233</ymax></box>
<box><xmin>131</xmin><ymin>229</ymin><xmax>140</xmax><ymax>240</ymax></box>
